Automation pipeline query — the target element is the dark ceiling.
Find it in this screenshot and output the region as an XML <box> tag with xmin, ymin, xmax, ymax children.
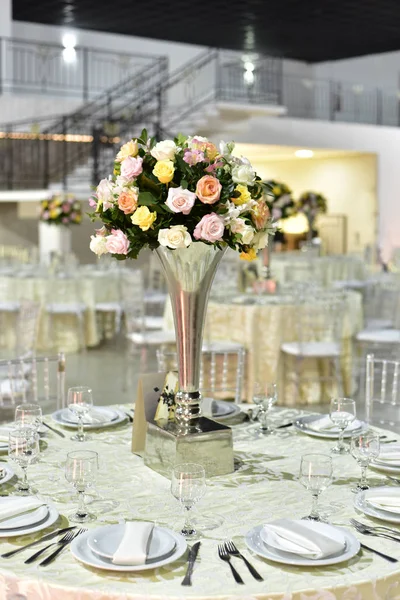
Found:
<box><xmin>11</xmin><ymin>0</ymin><xmax>400</xmax><ymax>63</ymax></box>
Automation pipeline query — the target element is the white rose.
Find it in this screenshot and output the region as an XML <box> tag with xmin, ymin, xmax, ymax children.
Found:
<box><xmin>252</xmin><ymin>231</ymin><xmax>269</xmax><ymax>250</ymax></box>
<box><xmin>229</xmin><ymin>218</ymin><xmax>255</xmax><ymax>244</ymax></box>
<box><xmin>96</xmin><ymin>178</ymin><xmax>115</xmax><ymax>211</ymax></box>
<box><xmin>165</xmin><ymin>186</ymin><xmax>196</xmax><ymax>215</ymax></box>
<box><xmin>89</xmin><ymin>235</ymin><xmax>108</xmax><ymax>256</ymax></box>
<box><xmin>151</xmin><ymin>140</ymin><xmax>177</xmax><ymax>161</ymax></box>
<box><xmin>158</xmin><ymin>225</ymin><xmax>192</xmax><ymax>249</ymax></box>
<box><xmin>231</xmin><ymin>163</ymin><xmax>256</xmax><ymax>185</ymax></box>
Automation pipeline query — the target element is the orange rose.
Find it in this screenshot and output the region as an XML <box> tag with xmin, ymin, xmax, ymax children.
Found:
<box><xmin>203</xmin><ymin>142</ymin><xmax>218</xmax><ymax>161</ymax></box>
<box><xmin>252</xmin><ymin>200</ymin><xmax>270</xmax><ymax>230</ymax></box>
<box><xmin>118</xmin><ymin>188</ymin><xmax>138</xmax><ymax>215</ymax></box>
<box><xmin>196</xmin><ymin>175</ymin><xmax>222</xmax><ymax>205</ymax></box>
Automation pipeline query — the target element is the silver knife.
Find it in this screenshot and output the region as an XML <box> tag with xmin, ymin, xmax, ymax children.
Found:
<box><xmin>181</xmin><ymin>541</ymin><xmax>201</xmax><ymax>586</ymax></box>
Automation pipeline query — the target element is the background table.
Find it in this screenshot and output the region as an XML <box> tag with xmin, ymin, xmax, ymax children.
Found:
<box><xmin>268</xmin><ymin>254</ymin><xmax>367</xmax><ymax>287</ymax></box>
<box><xmin>204</xmin><ymin>290</ymin><xmax>363</xmax><ymax>405</ymax></box>
<box><xmin>0</xmin><ymin>406</ymin><xmax>399</xmax><ymax>599</ymax></box>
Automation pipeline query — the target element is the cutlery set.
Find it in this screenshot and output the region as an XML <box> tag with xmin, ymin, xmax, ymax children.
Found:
<box><xmin>350</xmin><ymin>518</ymin><xmax>400</xmax><ymax>562</ymax></box>
<box><xmin>1</xmin><ymin>527</ymin><xmax>86</xmax><ymax>566</ymax></box>
<box><xmin>217</xmin><ymin>541</ymin><xmax>263</xmax><ymax>584</ymax></box>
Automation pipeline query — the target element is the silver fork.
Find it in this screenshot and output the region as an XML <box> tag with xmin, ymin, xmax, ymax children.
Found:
<box><xmin>39</xmin><ymin>528</ymin><xmax>87</xmax><ymax>566</ymax></box>
<box><xmin>217</xmin><ymin>543</ymin><xmax>244</xmax><ymax>584</ymax></box>
<box><xmin>224</xmin><ymin>541</ymin><xmax>263</xmax><ymax>581</ymax></box>
<box><xmin>351</xmin><ymin>518</ymin><xmax>400</xmax><ymax>536</ymax></box>
<box><xmin>24</xmin><ymin>530</ymin><xmax>77</xmax><ymax>564</ymax></box>
<box><xmin>350</xmin><ymin>519</ymin><xmax>400</xmax><ymax>543</ymax></box>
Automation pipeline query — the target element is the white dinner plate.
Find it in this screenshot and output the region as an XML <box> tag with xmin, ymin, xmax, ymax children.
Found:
<box><xmin>0</xmin><ymin>504</ymin><xmax>49</xmax><ymax>531</ymax></box>
<box><xmin>202</xmin><ymin>400</ymin><xmax>241</xmax><ymax>421</ymax></box>
<box><xmin>71</xmin><ymin>528</ymin><xmax>187</xmax><ymax>572</ymax></box>
<box><xmin>294</xmin><ymin>414</ymin><xmax>366</xmax><ymax>439</ymax></box>
<box><xmin>245</xmin><ymin>524</ymin><xmax>360</xmax><ymax>566</ymax></box>
<box><xmin>370</xmin><ymin>461</ymin><xmax>400</xmax><ymax>475</ymax></box>
<box><xmin>58</xmin><ymin>407</ymin><xmax>119</xmax><ymax>425</ymax></box>
<box><xmin>52</xmin><ymin>408</ymin><xmax>126</xmax><ymax>430</ymax></box>
<box><xmin>87</xmin><ymin>524</ymin><xmax>176</xmax><ymax>562</ymax></box>
<box><xmin>0</xmin><ymin>502</ymin><xmax>59</xmax><ymax>537</ymax></box>
<box><xmin>354</xmin><ymin>487</ymin><xmax>400</xmax><ymax>523</ymax></box>
<box><xmin>0</xmin><ymin>464</ymin><xmax>14</xmax><ymax>486</ymax></box>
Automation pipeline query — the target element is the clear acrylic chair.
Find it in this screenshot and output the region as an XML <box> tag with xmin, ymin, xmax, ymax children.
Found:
<box><xmin>45</xmin><ymin>275</ymin><xmax>87</xmax><ymax>352</ymax></box>
<box><xmin>156</xmin><ymin>341</ymin><xmax>246</xmax><ymax>404</ymax></box>
<box><xmin>94</xmin><ymin>269</ymin><xmax>124</xmax><ymax>337</ymax></box>
<box><xmin>15</xmin><ymin>301</ymin><xmax>40</xmax><ymax>357</ymax></box>
<box><xmin>365</xmin><ymin>353</ymin><xmax>400</xmax><ymax>429</ymax></box>
<box><xmin>281</xmin><ymin>292</ymin><xmax>345</xmax><ymax>403</ymax></box>
<box><xmin>0</xmin><ymin>353</ymin><xmax>66</xmax><ymax>415</ymax></box>
<box><xmin>282</xmin><ymin>261</ymin><xmax>324</xmax><ymax>287</ymax></box>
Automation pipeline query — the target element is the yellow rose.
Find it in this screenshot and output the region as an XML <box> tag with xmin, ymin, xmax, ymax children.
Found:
<box><xmin>131</xmin><ymin>206</ymin><xmax>157</xmax><ymax>231</ymax></box>
<box><xmin>49</xmin><ymin>208</ymin><xmax>61</xmax><ymax>219</ymax></box>
<box><xmin>74</xmin><ymin>214</ymin><xmax>82</xmax><ymax>223</ymax></box>
<box><xmin>116</xmin><ymin>140</ymin><xmax>138</xmax><ymax>162</ymax></box>
<box><xmin>232</xmin><ymin>184</ymin><xmax>251</xmax><ymax>206</ymax></box>
<box><xmin>240</xmin><ymin>248</ymin><xmax>257</xmax><ymax>261</ymax></box>
<box><xmin>153</xmin><ymin>160</ymin><xmax>175</xmax><ymax>184</ymax></box>
<box><xmin>272</xmin><ymin>186</ymin><xmax>281</xmax><ymax>196</ymax></box>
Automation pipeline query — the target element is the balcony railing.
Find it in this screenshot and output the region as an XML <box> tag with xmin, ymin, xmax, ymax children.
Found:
<box><xmin>0</xmin><ymin>37</ymin><xmax>164</xmax><ymax>100</ymax></box>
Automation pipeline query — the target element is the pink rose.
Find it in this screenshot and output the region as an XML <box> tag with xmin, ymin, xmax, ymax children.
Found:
<box><xmin>196</xmin><ymin>175</ymin><xmax>222</xmax><ymax>204</ymax></box>
<box><xmin>165</xmin><ymin>186</ymin><xmax>196</xmax><ymax>215</ymax></box>
<box><xmin>194</xmin><ymin>213</ymin><xmax>225</xmax><ymax>242</ymax></box>
<box><xmin>42</xmin><ymin>211</ymin><xmax>49</xmax><ymax>220</ymax></box>
<box><xmin>62</xmin><ymin>217</ymin><xmax>69</xmax><ymax>224</ymax></box>
<box><xmin>121</xmin><ymin>156</ymin><xmax>143</xmax><ymax>180</ymax></box>
<box><xmin>62</xmin><ymin>202</ymin><xmax>71</xmax><ymax>213</ymax></box>
<box><xmin>105</xmin><ymin>229</ymin><xmax>130</xmax><ymax>255</ymax></box>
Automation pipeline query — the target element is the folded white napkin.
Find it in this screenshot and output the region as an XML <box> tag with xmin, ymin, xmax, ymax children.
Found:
<box><xmin>260</xmin><ymin>519</ymin><xmax>346</xmax><ymax>559</ymax></box>
<box><xmin>112</xmin><ymin>521</ymin><xmax>154</xmax><ymax>565</ymax></box>
<box><xmin>367</xmin><ymin>495</ymin><xmax>400</xmax><ymax>514</ymax></box>
<box><xmin>374</xmin><ymin>446</ymin><xmax>400</xmax><ymax>464</ymax></box>
<box><xmin>309</xmin><ymin>415</ymin><xmax>360</xmax><ymax>433</ymax></box>
<box><xmin>0</xmin><ymin>497</ymin><xmax>44</xmax><ymax>521</ymax></box>
<box><xmin>65</xmin><ymin>408</ymin><xmax>110</xmax><ymax>424</ymax></box>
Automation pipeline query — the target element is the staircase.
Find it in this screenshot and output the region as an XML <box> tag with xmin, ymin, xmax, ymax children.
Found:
<box><xmin>0</xmin><ymin>49</ymin><xmax>284</xmax><ymax>193</ymax></box>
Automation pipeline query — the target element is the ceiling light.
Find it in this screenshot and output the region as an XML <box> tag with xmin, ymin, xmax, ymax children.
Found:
<box><xmin>62</xmin><ymin>32</ymin><xmax>76</xmax><ymax>48</ymax></box>
<box><xmin>295</xmin><ymin>149</ymin><xmax>314</xmax><ymax>158</ymax></box>
<box><xmin>62</xmin><ymin>46</ymin><xmax>76</xmax><ymax>63</ymax></box>
<box><xmin>244</xmin><ymin>61</ymin><xmax>255</xmax><ymax>72</ymax></box>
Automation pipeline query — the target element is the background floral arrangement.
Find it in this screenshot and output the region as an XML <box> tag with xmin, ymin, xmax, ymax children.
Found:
<box><xmin>297</xmin><ymin>191</ymin><xmax>328</xmax><ymax>221</ymax></box>
<box><xmin>40</xmin><ymin>194</ymin><xmax>82</xmax><ymax>225</ymax></box>
<box><xmin>264</xmin><ymin>180</ymin><xmax>296</xmax><ymax>221</ymax></box>
<box><xmin>89</xmin><ymin>130</ymin><xmax>272</xmax><ymax>261</ymax></box>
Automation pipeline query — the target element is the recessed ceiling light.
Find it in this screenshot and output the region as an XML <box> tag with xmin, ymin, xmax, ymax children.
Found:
<box><xmin>295</xmin><ymin>149</ymin><xmax>314</xmax><ymax>158</ymax></box>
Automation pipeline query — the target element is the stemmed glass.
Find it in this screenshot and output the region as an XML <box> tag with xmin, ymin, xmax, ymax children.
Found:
<box><xmin>8</xmin><ymin>427</ymin><xmax>40</xmax><ymax>495</ymax></box>
<box><xmin>351</xmin><ymin>432</ymin><xmax>380</xmax><ymax>492</ymax></box>
<box><xmin>15</xmin><ymin>404</ymin><xmax>42</xmax><ymax>433</ymax></box>
<box><xmin>253</xmin><ymin>382</ymin><xmax>278</xmax><ymax>434</ymax></box>
<box><xmin>299</xmin><ymin>453</ymin><xmax>333</xmax><ymax>521</ymax></box>
<box><xmin>67</xmin><ymin>386</ymin><xmax>93</xmax><ymax>442</ymax></box>
<box><xmin>65</xmin><ymin>450</ymin><xmax>98</xmax><ymax>523</ymax></box>
<box><xmin>171</xmin><ymin>463</ymin><xmax>206</xmax><ymax>539</ymax></box>
<box><xmin>329</xmin><ymin>398</ymin><xmax>356</xmax><ymax>454</ymax></box>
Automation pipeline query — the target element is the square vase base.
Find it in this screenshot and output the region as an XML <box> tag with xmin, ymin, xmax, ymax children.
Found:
<box><xmin>144</xmin><ymin>417</ymin><xmax>234</xmax><ymax>478</ymax></box>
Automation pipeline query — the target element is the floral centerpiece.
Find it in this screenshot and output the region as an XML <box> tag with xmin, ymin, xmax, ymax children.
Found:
<box><xmin>40</xmin><ymin>194</ymin><xmax>82</xmax><ymax>225</ymax></box>
<box><xmin>297</xmin><ymin>191</ymin><xmax>328</xmax><ymax>241</ymax></box>
<box><xmin>89</xmin><ymin>130</ymin><xmax>272</xmax><ymax>261</ymax></box>
<box><xmin>264</xmin><ymin>180</ymin><xmax>296</xmax><ymax>221</ymax></box>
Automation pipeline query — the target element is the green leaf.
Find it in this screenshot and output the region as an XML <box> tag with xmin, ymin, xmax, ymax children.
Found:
<box><xmin>175</xmin><ymin>133</ymin><xmax>187</xmax><ymax>147</ymax></box>
<box><xmin>138</xmin><ymin>191</ymin><xmax>157</xmax><ymax>206</ymax></box>
<box><xmin>181</xmin><ymin>179</ymin><xmax>188</xmax><ymax>189</ymax></box>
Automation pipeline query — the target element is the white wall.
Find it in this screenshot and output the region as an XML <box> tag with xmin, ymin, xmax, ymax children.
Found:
<box><xmin>227</xmin><ymin>117</ymin><xmax>400</xmax><ymax>263</ymax></box>
<box><xmin>313</xmin><ymin>50</ymin><xmax>400</xmax><ymax>91</ymax></box>
<box><xmin>250</xmin><ymin>154</ymin><xmax>377</xmax><ymax>253</ymax></box>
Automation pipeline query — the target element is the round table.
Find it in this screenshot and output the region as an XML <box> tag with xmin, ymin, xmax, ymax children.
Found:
<box><xmin>205</xmin><ymin>290</ymin><xmax>363</xmax><ymax>405</ymax></box>
<box><xmin>0</xmin><ymin>406</ymin><xmax>399</xmax><ymax>599</ymax></box>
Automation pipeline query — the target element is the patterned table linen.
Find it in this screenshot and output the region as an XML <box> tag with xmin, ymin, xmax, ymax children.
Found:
<box><xmin>0</xmin><ymin>406</ymin><xmax>398</xmax><ymax>600</ymax></box>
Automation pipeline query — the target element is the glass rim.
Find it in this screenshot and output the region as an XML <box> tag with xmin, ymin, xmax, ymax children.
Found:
<box><xmin>66</xmin><ymin>450</ymin><xmax>98</xmax><ymax>460</ymax></box>
<box><xmin>300</xmin><ymin>453</ymin><xmax>332</xmax><ymax>461</ymax></box>
<box><xmin>172</xmin><ymin>462</ymin><xmax>205</xmax><ymax>473</ymax></box>
<box><xmin>15</xmin><ymin>403</ymin><xmax>42</xmax><ymax>411</ymax></box>
<box><xmin>67</xmin><ymin>386</ymin><xmax>92</xmax><ymax>393</ymax></box>
<box><xmin>9</xmin><ymin>426</ymin><xmax>39</xmax><ymax>438</ymax></box>
<box><xmin>330</xmin><ymin>397</ymin><xmax>355</xmax><ymax>403</ymax></box>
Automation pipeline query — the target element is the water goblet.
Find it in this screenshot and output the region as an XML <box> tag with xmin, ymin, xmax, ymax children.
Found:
<box><xmin>299</xmin><ymin>453</ymin><xmax>333</xmax><ymax>521</ymax></box>
<box><xmin>65</xmin><ymin>450</ymin><xmax>98</xmax><ymax>523</ymax></box>
<box><xmin>171</xmin><ymin>463</ymin><xmax>206</xmax><ymax>539</ymax></box>
<box><xmin>330</xmin><ymin>397</ymin><xmax>356</xmax><ymax>454</ymax></box>
<box><xmin>67</xmin><ymin>386</ymin><xmax>93</xmax><ymax>442</ymax></box>
<box><xmin>8</xmin><ymin>427</ymin><xmax>40</xmax><ymax>495</ymax></box>
<box><xmin>15</xmin><ymin>403</ymin><xmax>42</xmax><ymax>433</ymax></box>
<box><xmin>253</xmin><ymin>382</ymin><xmax>278</xmax><ymax>434</ymax></box>
<box><xmin>351</xmin><ymin>432</ymin><xmax>380</xmax><ymax>492</ymax></box>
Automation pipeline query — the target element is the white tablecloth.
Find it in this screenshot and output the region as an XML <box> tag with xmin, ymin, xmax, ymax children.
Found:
<box><xmin>0</xmin><ymin>405</ymin><xmax>398</xmax><ymax>599</ymax></box>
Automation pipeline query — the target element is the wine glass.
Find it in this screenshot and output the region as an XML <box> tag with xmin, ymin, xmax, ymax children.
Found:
<box><xmin>65</xmin><ymin>450</ymin><xmax>98</xmax><ymax>523</ymax></box>
<box><xmin>8</xmin><ymin>427</ymin><xmax>40</xmax><ymax>495</ymax></box>
<box><xmin>253</xmin><ymin>382</ymin><xmax>278</xmax><ymax>434</ymax></box>
<box><xmin>171</xmin><ymin>463</ymin><xmax>206</xmax><ymax>538</ymax></box>
<box><xmin>15</xmin><ymin>403</ymin><xmax>42</xmax><ymax>433</ymax></box>
<box><xmin>329</xmin><ymin>397</ymin><xmax>356</xmax><ymax>454</ymax></box>
<box><xmin>67</xmin><ymin>386</ymin><xmax>93</xmax><ymax>442</ymax></box>
<box><xmin>299</xmin><ymin>453</ymin><xmax>333</xmax><ymax>521</ymax></box>
<box><xmin>351</xmin><ymin>432</ymin><xmax>380</xmax><ymax>492</ymax></box>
